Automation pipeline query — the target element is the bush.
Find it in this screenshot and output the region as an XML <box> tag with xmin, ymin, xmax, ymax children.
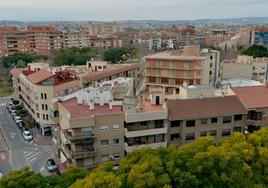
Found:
<box><xmin>12</xmin><ymin>100</ymin><xmax>19</xmax><ymax>106</ymax></box>
<box><xmin>15</xmin><ymin>105</ymin><xmax>23</xmax><ymax>111</ymax></box>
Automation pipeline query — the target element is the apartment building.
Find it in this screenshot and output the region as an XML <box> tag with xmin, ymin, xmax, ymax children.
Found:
<box><xmin>251</xmin><ymin>26</ymin><xmax>268</xmax><ymax>46</ymax></box>
<box><xmin>64</xmin><ymin>30</ymin><xmax>91</xmax><ymax>48</ymax></box>
<box><xmin>89</xmin><ymin>34</ymin><xmax>122</xmax><ymax>48</ymax></box>
<box><xmin>179</xmin><ymin>26</ymin><xmax>197</xmax><ymax>47</ymax></box>
<box><xmin>145</xmin><ymin>45</ymin><xmax>220</xmax><ymax>96</ymax></box>
<box><xmin>167</xmin><ymin>86</ymin><xmax>247</xmax><ymax>146</ymax></box>
<box><xmin>81</xmin><ymin>23</ymin><xmax>123</xmax><ymax>34</ymax></box>
<box><xmin>204</xmin><ymin>30</ymin><xmax>235</xmax><ymax>47</ymax></box>
<box><xmin>123</xmin><ymin>86</ymin><xmax>168</xmax><ymax>153</ymax></box>
<box><xmin>0</xmin><ymin>26</ymin><xmax>30</xmax><ymax>56</ymax></box>
<box><xmin>79</xmin><ymin>61</ymin><xmax>141</xmax><ymax>88</ymax></box>
<box><xmin>10</xmin><ymin>68</ymin><xmax>80</xmax><ymax>136</ymax></box>
<box><xmin>222</xmin><ymin>55</ymin><xmax>268</xmax><ymax>83</ymax></box>
<box><xmin>27</xmin><ymin>26</ymin><xmax>65</xmax><ymax>56</ymax></box>
<box><xmin>232</xmin><ymin>86</ymin><xmax>268</xmax><ymax>133</ymax></box>
<box><xmin>58</xmin><ymin>77</ymin><xmax>132</xmax><ymax>168</ymax></box>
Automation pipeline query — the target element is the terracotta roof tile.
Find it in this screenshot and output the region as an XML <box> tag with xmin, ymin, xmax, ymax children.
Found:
<box><xmin>27</xmin><ymin>70</ymin><xmax>53</xmax><ymax>84</ymax></box>
<box><xmin>232</xmin><ymin>86</ymin><xmax>268</xmax><ymax>109</ymax></box>
<box><xmin>167</xmin><ymin>96</ymin><xmax>247</xmax><ymax>120</ymax></box>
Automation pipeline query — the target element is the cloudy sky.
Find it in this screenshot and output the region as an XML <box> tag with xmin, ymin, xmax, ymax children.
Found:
<box><xmin>0</xmin><ymin>0</ymin><xmax>267</xmax><ymax>21</ymax></box>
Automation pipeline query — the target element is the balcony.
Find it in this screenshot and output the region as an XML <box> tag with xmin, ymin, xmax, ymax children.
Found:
<box><xmin>64</xmin><ymin>131</ymin><xmax>95</xmax><ymax>143</ymax></box>
<box><xmin>124</xmin><ymin>141</ymin><xmax>167</xmax><ymax>153</ymax></box>
<box><xmin>63</xmin><ymin>145</ymin><xmax>96</xmax><ymax>159</ymax></box>
<box><xmin>125</xmin><ymin>127</ymin><xmax>167</xmax><ymax>138</ymax></box>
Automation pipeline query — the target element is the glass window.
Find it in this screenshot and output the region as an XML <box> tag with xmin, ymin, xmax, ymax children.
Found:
<box><xmin>186</xmin><ymin>120</ymin><xmax>195</xmax><ymax>127</ymax></box>
<box><xmin>185</xmin><ymin>133</ymin><xmax>195</xmax><ymax>140</ymax></box>
<box><xmin>155</xmin><ymin>120</ymin><xmax>164</xmax><ymax>128</ymax></box>
<box><xmin>101</xmin><ymin>140</ymin><xmax>109</xmax><ymax>146</ymax></box>
<box><xmin>112</xmin><ymin>153</ymin><xmax>120</xmax><ymax>159</ymax></box>
<box><xmin>155</xmin><ymin>134</ymin><xmax>164</xmax><ymax>142</ymax></box>
<box><xmin>171</xmin><ymin>133</ymin><xmax>180</xmax><ymax>141</ymax></box>
<box><xmin>113</xmin><ymin>139</ymin><xmax>119</xmax><ymax>145</ymax></box>
<box><xmin>201</xmin><ymin>118</ymin><xmax>208</xmax><ymax>125</ymax></box>
<box><xmin>211</xmin><ymin>118</ymin><xmax>218</xmax><ymax>123</ymax></box>
<box><xmin>113</xmin><ymin>124</ymin><xmax>119</xmax><ymax>130</ymax></box>
<box><xmin>200</xmin><ymin>131</ymin><xmax>207</xmax><ymax>137</ymax></box>
<box><xmin>81</xmin><ymin>127</ymin><xmax>93</xmax><ymax>136</ymax></box>
<box><xmin>222</xmin><ymin>129</ymin><xmax>231</xmax><ymax>136</ymax></box>
<box><xmin>171</xmin><ymin>120</ymin><xmax>181</xmax><ymax>127</ymax></box>
<box><xmin>223</xmin><ymin>116</ymin><xmax>232</xmax><ymax>124</ymax></box>
<box><xmin>234</xmin><ymin>114</ymin><xmax>243</xmax><ymax>121</ymax></box>
<box><xmin>233</xmin><ymin>127</ymin><xmax>242</xmax><ymax>132</ymax></box>
<box><xmin>100</xmin><ymin>125</ymin><xmax>108</xmax><ymax>131</ymax></box>
<box><xmin>210</xmin><ymin>130</ymin><xmax>217</xmax><ymax>136</ymax></box>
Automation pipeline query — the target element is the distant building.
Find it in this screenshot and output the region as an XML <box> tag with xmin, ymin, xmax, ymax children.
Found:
<box><xmin>251</xmin><ymin>26</ymin><xmax>268</xmax><ymax>46</ymax></box>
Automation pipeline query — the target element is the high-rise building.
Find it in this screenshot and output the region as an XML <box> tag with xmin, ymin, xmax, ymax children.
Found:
<box><xmin>251</xmin><ymin>26</ymin><xmax>268</xmax><ymax>46</ymax></box>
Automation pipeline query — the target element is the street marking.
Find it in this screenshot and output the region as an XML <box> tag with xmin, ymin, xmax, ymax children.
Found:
<box><xmin>11</xmin><ymin>132</ymin><xmax>16</xmax><ymax>138</ymax></box>
<box><xmin>40</xmin><ymin>166</ymin><xmax>45</xmax><ymax>173</ymax></box>
<box><xmin>24</xmin><ymin>151</ymin><xmax>40</xmax><ymax>165</ymax></box>
<box><xmin>28</xmin><ymin>157</ymin><xmax>37</xmax><ymax>163</ymax></box>
<box><xmin>0</xmin><ymin>153</ymin><xmax>6</xmax><ymax>160</ymax></box>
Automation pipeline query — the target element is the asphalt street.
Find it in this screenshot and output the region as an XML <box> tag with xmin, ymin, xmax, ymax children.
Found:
<box><xmin>0</xmin><ymin>100</ymin><xmax>56</xmax><ymax>176</ymax></box>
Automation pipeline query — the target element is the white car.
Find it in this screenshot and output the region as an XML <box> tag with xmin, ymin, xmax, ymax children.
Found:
<box><xmin>14</xmin><ymin>116</ymin><xmax>22</xmax><ymax>124</ymax></box>
<box><xmin>23</xmin><ymin>131</ymin><xmax>32</xmax><ymax>141</ymax></box>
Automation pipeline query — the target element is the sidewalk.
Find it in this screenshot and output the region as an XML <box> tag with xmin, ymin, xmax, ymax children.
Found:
<box><xmin>32</xmin><ymin>127</ymin><xmax>53</xmax><ymax>145</ymax></box>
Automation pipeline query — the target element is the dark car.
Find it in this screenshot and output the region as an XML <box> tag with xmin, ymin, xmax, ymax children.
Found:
<box><xmin>46</xmin><ymin>158</ymin><xmax>58</xmax><ymax>172</ymax></box>
<box><xmin>21</xmin><ymin>126</ymin><xmax>29</xmax><ymax>133</ymax></box>
<box><xmin>17</xmin><ymin>121</ymin><xmax>25</xmax><ymax>129</ymax></box>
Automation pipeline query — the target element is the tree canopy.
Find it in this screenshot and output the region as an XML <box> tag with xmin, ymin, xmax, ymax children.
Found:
<box><xmin>103</xmin><ymin>45</ymin><xmax>137</xmax><ymax>63</ymax></box>
<box><xmin>240</xmin><ymin>44</ymin><xmax>268</xmax><ymax>58</ymax></box>
<box><xmin>1</xmin><ymin>53</ymin><xmax>47</xmax><ymax>68</ymax></box>
<box><xmin>2</xmin><ymin>129</ymin><xmax>268</xmax><ymax>188</ymax></box>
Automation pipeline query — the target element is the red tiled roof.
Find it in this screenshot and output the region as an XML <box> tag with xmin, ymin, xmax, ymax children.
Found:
<box><xmin>60</xmin><ymin>98</ymin><xmax>122</xmax><ymax>119</ymax></box>
<box><xmin>83</xmin><ymin>63</ymin><xmax>139</xmax><ymax>83</ymax></box>
<box><xmin>167</xmin><ymin>96</ymin><xmax>247</xmax><ymax>120</ymax></box>
<box><xmin>254</xmin><ymin>27</ymin><xmax>268</xmax><ymax>32</ymax></box>
<box><xmin>27</xmin><ymin>69</ymin><xmax>53</xmax><ymax>84</ymax></box>
<box><xmin>232</xmin><ymin>86</ymin><xmax>268</xmax><ymax>109</ymax></box>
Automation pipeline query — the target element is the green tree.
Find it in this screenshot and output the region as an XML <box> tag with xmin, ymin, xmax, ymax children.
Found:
<box><xmin>16</xmin><ymin>60</ymin><xmax>26</xmax><ymax>68</ymax></box>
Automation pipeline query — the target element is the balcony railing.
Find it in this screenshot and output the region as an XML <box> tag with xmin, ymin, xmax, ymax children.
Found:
<box><xmin>63</xmin><ymin>145</ymin><xmax>96</xmax><ymax>159</ymax></box>
<box><xmin>124</xmin><ymin>141</ymin><xmax>167</xmax><ymax>153</ymax></box>
<box><xmin>64</xmin><ymin>131</ymin><xmax>95</xmax><ymax>143</ymax></box>
<box><xmin>125</xmin><ymin>127</ymin><xmax>167</xmax><ymax>138</ymax></box>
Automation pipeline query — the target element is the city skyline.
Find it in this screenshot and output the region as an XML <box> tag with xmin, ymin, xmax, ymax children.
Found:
<box><xmin>0</xmin><ymin>0</ymin><xmax>268</xmax><ymax>21</ymax></box>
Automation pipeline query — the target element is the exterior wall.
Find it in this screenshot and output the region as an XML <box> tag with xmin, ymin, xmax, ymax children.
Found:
<box><xmin>168</xmin><ymin>114</ymin><xmax>246</xmax><ymax>146</ymax></box>
<box><xmin>222</xmin><ymin>63</ymin><xmax>252</xmax><ymax>80</ymax></box>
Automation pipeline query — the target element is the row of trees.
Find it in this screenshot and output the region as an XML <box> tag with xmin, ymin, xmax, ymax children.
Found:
<box><xmin>2</xmin><ymin>53</ymin><xmax>47</xmax><ymax>69</ymax></box>
<box><xmin>2</xmin><ymin>129</ymin><xmax>268</xmax><ymax>188</ymax></box>
<box><xmin>53</xmin><ymin>45</ymin><xmax>137</xmax><ymax>66</ymax></box>
<box><xmin>240</xmin><ymin>44</ymin><xmax>268</xmax><ymax>58</ymax></box>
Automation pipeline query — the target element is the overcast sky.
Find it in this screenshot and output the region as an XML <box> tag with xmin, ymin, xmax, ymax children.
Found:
<box><xmin>0</xmin><ymin>0</ymin><xmax>267</xmax><ymax>21</ymax></box>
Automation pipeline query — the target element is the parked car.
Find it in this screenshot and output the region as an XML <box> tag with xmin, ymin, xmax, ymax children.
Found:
<box><xmin>10</xmin><ymin>109</ymin><xmax>16</xmax><ymax>115</ymax></box>
<box><xmin>17</xmin><ymin>121</ymin><xmax>25</xmax><ymax>129</ymax></box>
<box><xmin>22</xmin><ymin>130</ymin><xmax>32</xmax><ymax>141</ymax></box>
<box><xmin>14</xmin><ymin>116</ymin><xmax>22</xmax><ymax>124</ymax></box>
<box><xmin>45</xmin><ymin>158</ymin><xmax>58</xmax><ymax>172</ymax></box>
<box><xmin>21</xmin><ymin>126</ymin><xmax>29</xmax><ymax>133</ymax></box>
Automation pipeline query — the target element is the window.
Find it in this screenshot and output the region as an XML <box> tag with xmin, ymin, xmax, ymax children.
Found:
<box><xmin>234</xmin><ymin>114</ymin><xmax>243</xmax><ymax>121</ymax></box>
<box><xmin>101</xmin><ymin>154</ymin><xmax>110</xmax><ymax>162</ymax></box>
<box><xmin>171</xmin><ymin>133</ymin><xmax>180</xmax><ymax>141</ymax></box>
<box><xmin>113</xmin><ymin>139</ymin><xmax>119</xmax><ymax>145</ymax></box>
<box><xmin>211</xmin><ymin>118</ymin><xmax>218</xmax><ymax>123</ymax></box>
<box><xmin>100</xmin><ymin>125</ymin><xmax>108</xmax><ymax>131</ymax></box>
<box><xmin>101</xmin><ymin>140</ymin><xmax>109</xmax><ymax>146</ymax></box>
<box><xmin>46</xmin><ymin>114</ymin><xmax>49</xmax><ymax>120</ymax></box>
<box><xmin>185</xmin><ymin>133</ymin><xmax>195</xmax><ymax>140</ymax></box>
<box><xmin>155</xmin><ymin>120</ymin><xmax>164</xmax><ymax>128</ymax></box>
<box><xmin>200</xmin><ymin>131</ymin><xmax>207</xmax><ymax>137</ymax></box>
<box><xmin>233</xmin><ymin>127</ymin><xmax>242</xmax><ymax>132</ymax></box>
<box><xmin>81</xmin><ymin>127</ymin><xmax>93</xmax><ymax>136</ymax></box>
<box><xmin>201</xmin><ymin>118</ymin><xmax>208</xmax><ymax>125</ymax></box>
<box><xmin>223</xmin><ymin>116</ymin><xmax>232</xmax><ymax>124</ymax></box>
<box><xmin>45</xmin><ymin>104</ymin><xmax>48</xmax><ymax>111</ymax></box>
<box><xmin>222</xmin><ymin>129</ymin><xmax>231</xmax><ymax>136</ymax></box>
<box><xmin>140</xmin><ymin>121</ymin><xmax>148</xmax><ymax>126</ymax></box>
<box><xmin>186</xmin><ymin>120</ymin><xmax>195</xmax><ymax>127</ymax></box>
<box><xmin>43</xmin><ymin>114</ymin><xmax>45</xmax><ymax>120</ymax></box>
<box><xmin>149</xmin><ymin>77</ymin><xmax>156</xmax><ymax>83</ymax></box>
<box><xmin>196</xmin><ymin>79</ymin><xmax>201</xmax><ymax>85</ymax></box>
<box><xmin>161</xmin><ymin>77</ymin><xmax>169</xmax><ymax>84</ymax></box>
<box><xmin>42</xmin><ymin>104</ymin><xmax>44</xmax><ymax>110</ymax></box>
<box><xmin>171</xmin><ymin>120</ymin><xmax>181</xmax><ymax>127</ymax></box>
<box><xmin>37</xmin><ymin>113</ymin><xmax>40</xmax><ymax>118</ymax></box>
<box><xmin>210</xmin><ymin>130</ymin><xmax>217</xmax><ymax>136</ymax></box>
<box><xmin>41</xmin><ymin>93</ymin><xmax>43</xmax><ymax>99</ymax></box>
<box><xmin>113</xmin><ymin>124</ymin><xmax>119</xmax><ymax>130</ymax></box>
<box><xmin>44</xmin><ymin>93</ymin><xmax>47</xmax><ymax>100</ymax></box>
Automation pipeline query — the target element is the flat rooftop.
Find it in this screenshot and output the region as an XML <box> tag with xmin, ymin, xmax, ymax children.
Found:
<box><xmin>146</xmin><ymin>51</ymin><xmax>208</xmax><ymax>61</ymax></box>
<box><xmin>136</xmin><ymin>100</ymin><xmax>165</xmax><ymax>113</ymax></box>
<box><xmin>60</xmin><ymin>98</ymin><xmax>122</xmax><ymax>119</ymax></box>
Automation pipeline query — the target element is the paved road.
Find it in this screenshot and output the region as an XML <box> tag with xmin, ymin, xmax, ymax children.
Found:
<box><xmin>0</xmin><ymin>104</ymin><xmax>56</xmax><ymax>176</ymax></box>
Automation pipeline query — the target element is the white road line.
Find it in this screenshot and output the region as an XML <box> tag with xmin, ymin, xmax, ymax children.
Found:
<box><xmin>28</xmin><ymin>157</ymin><xmax>37</xmax><ymax>163</ymax></box>
<box><xmin>25</xmin><ymin>152</ymin><xmax>33</xmax><ymax>157</ymax></box>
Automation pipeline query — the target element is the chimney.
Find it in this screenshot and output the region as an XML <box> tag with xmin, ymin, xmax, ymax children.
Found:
<box><xmin>89</xmin><ymin>100</ymin><xmax>94</xmax><ymax>111</ymax></box>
